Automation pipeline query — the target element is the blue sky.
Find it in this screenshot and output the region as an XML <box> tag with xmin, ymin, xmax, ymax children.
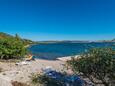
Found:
<box><xmin>0</xmin><ymin>0</ymin><xmax>115</xmax><ymax>41</ymax></box>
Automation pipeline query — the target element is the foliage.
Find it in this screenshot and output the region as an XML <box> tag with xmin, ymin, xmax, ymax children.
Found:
<box><xmin>0</xmin><ymin>32</ymin><xmax>13</xmax><ymax>39</ymax></box>
<box><xmin>0</xmin><ymin>33</ymin><xmax>28</xmax><ymax>59</ymax></box>
<box><xmin>0</xmin><ymin>32</ymin><xmax>36</xmax><ymax>46</ymax></box>
<box><xmin>23</xmin><ymin>39</ymin><xmax>35</xmax><ymax>45</ymax></box>
<box><xmin>67</xmin><ymin>48</ymin><xmax>115</xmax><ymax>86</ymax></box>
<box><xmin>31</xmin><ymin>73</ymin><xmax>65</xmax><ymax>86</ymax></box>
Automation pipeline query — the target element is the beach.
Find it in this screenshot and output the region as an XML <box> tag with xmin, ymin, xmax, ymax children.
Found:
<box><xmin>0</xmin><ymin>55</ymin><xmax>109</xmax><ymax>86</ymax></box>
<box><xmin>0</xmin><ymin>58</ymin><xmax>66</xmax><ymax>85</ymax></box>
<box><xmin>0</xmin><ymin>55</ymin><xmax>95</xmax><ymax>86</ymax></box>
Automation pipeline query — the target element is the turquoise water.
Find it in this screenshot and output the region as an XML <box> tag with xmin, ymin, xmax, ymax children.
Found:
<box><xmin>28</xmin><ymin>42</ymin><xmax>115</xmax><ymax>60</ymax></box>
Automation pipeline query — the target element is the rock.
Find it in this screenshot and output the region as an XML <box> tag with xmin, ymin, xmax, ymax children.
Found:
<box><xmin>57</xmin><ymin>55</ymin><xmax>80</xmax><ymax>61</ymax></box>
<box><xmin>0</xmin><ymin>74</ymin><xmax>12</xmax><ymax>86</ymax></box>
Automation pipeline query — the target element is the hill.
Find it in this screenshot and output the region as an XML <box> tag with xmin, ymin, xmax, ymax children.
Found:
<box><xmin>0</xmin><ymin>32</ymin><xmax>13</xmax><ymax>39</ymax></box>
<box><xmin>0</xmin><ymin>32</ymin><xmax>36</xmax><ymax>59</ymax></box>
<box><xmin>0</xmin><ymin>32</ymin><xmax>35</xmax><ymax>45</ymax></box>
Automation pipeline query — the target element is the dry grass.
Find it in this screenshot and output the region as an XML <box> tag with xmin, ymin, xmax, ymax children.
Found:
<box><xmin>0</xmin><ymin>59</ymin><xmax>22</xmax><ymax>63</ymax></box>
<box><xmin>0</xmin><ymin>67</ymin><xmax>2</xmax><ymax>72</ymax></box>
<box><xmin>11</xmin><ymin>81</ymin><xmax>30</xmax><ymax>86</ymax></box>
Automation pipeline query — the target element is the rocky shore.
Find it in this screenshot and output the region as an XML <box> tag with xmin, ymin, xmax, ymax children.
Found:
<box><xmin>0</xmin><ymin>59</ymin><xmax>65</xmax><ymax>86</ymax></box>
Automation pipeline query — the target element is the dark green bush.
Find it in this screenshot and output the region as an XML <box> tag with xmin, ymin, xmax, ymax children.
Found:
<box><xmin>67</xmin><ymin>48</ymin><xmax>115</xmax><ymax>86</ymax></box>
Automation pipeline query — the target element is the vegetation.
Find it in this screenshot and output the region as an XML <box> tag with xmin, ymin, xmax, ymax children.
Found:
<box><xmin>67</xmin><ymin>48</ymin><xmax>115</xmax><ymax>86</ymax></box>
<box><xmin>0</xmin><ymin>32</ymin><xmax>35</xmax><ymax>60</ymax></box>
<box><xmin>23</xmin><ymin>39</ymin><xmax>35</xmax><ymax>45</ymax></box>
<box><xmin>0</xmin><ymin>32</ymin><xmax>36</xmax><ymax>45</ymax></box>
<box><xmin>0</xmin><ymin>32</ymin><xmax>13</xmax><ymax>39</ymax></box>
<box><xmin>11</xmin><ymin>81</ymin><xmax>30</xmax><ymax>86</ymax></box>
<box><xmin>0</xmin><ymin>68</ymin><xmax>2</xmax><ymax>72</ymax></box>
<box><xmin>31</xmin><ymin>73</ymin><xmax>65</xmax><ymax>86</ymax></box>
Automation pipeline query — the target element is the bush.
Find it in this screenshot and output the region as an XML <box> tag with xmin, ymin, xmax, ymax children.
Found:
<box><xmin>67</xmin><ymin>48</ymin><xmax>115</xmax><ymax>86</ymax></box>
<box><xmin>31</xmin><ymin>73</ymin><xmax>65</xmax><ymax>86</ymax></box>
<box><xmin>0</xmin><ymin>37</ymin><xmax>28</xmax><ymax>59</ymax></box>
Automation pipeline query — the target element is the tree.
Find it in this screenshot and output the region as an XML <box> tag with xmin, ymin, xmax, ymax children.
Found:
<box><xmin>15</xmin><ymin>33</ymin><xmax>21</xmax><ymax>41</ymax></box>
<box><xmin>67</xmin><ymin>48</ymin><xmax>115</xmax><ymax>86</ymax></box>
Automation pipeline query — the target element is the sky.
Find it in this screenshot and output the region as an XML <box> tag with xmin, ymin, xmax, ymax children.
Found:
<box><xmin>0</xmin><ymin>0</ymin><xmax>115</xmax><ymax>41</ymax></box>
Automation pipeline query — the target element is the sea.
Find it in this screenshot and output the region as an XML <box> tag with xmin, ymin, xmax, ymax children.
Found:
<box><xmin>28</xmin><ymin>42</ymin><xmax>115</xmax><ymax>60</ymax></box>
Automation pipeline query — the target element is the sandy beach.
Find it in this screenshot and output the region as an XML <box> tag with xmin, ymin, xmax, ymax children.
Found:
<box><xmin>0</xmin><ymin>58</ymin><xmax>66</xmax><ymax>85</ymax></box>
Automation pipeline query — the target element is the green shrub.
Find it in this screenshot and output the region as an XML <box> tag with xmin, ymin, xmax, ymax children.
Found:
<box><xmin>31</xmin><ymin>73</ymin><xmax>65</xmax><ymax>86</ymax></box>
<box><xmin>67</xmin><ymin>48</ymin><xmax>115</xmax><ymax>86</ymax></box>
<box><xmin>0</xmin><ymin>37</ymin><xmax>28</xmax><ymax>60</ymax></box>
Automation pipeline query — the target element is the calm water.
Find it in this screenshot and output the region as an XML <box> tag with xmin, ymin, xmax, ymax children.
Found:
<box><xmin>28</xmin><ymin>42</ymin><xmax>115</xmax><ymax>60</ymax></box>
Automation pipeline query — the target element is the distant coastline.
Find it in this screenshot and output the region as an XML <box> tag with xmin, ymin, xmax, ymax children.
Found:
<box><xmin>37</xmin><ymin>39</ymin><xmax>115</xmax><ymax>44</ymax></box>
